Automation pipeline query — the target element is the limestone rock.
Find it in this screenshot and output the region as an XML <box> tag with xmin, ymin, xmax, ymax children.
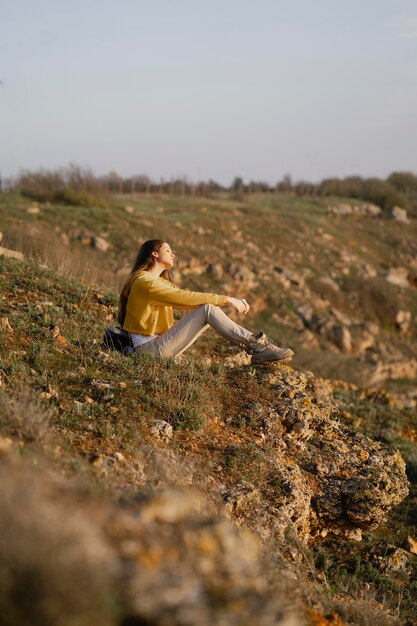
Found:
<box><xmin>0</xmin><ymin>317</ymin><xmax>13</xmax><ymax>333</ymax></box>
<box><xmin>231</xmin><ymin>366</ymin><xmax>409</xmax><ymax>543</ymax></box>
<box><xmin>0</xmin><ymin>246</ymin><xmax>24</xmax><ymax>261</ymax></box>
<box><xmin>26</xmin><ymin>204</ymin><xmax>40</xmax><ymax>215</ymax></box>
<box><xmin>110</xmin><ymin>489</ymin><xmax>295</xmax><ymax>626</ymax></box>
<box><xmin>385</xmin><ymin>267</ymin><xmax>409</xmax><ymax>288</ymax></box>
<box><xmin>224</xmin><ymin>351</ymin><xmax>251</xmax><ymax>368</ymax></box>
<box><xmin>92</xmin><ymin>236</ymin><xmax>110</xmax><ymax>252</ymax></box>
<box><xmin>372</xmin><ymin>543</ymin><xmax>412</xmax><ymax>575</ymax></box>
<box><xmin>406</xmin><ymin>535</ymin><xmax>417</xmax><ymax>555</ymax></box>
<box><xmin>326</xmin><ymin>325</ymin><xmax>352</xmax><ymax>353</ymax></box>
<box><xmin>317</xmin><ymin>276</ymin><xmax>340</xmax><ymax>292</ymax></box>
<box><xmin>150</xmin><ymin>419</ymin><xmax>173</xmax><ymax>442</ymax></box>
<box><xmin>328</xmin><ymin>203</ymin><xmax>353</xmax><ymax>216</ymax></box>
<box><xmin>359</xmin><ymin>203</ymin><xmax>381</xmax><ymax>217</ymax></box>
<box><xmin>351</xmin><ymin>321</ymin><xmax>379</xmax><ymax>354</ymax></box>
<box><xmin>227</xmin><ymin>263</ymin><xmax>258</xmax><ymax>290</ymax></box>
<box><xmin>274</xmin><ymin>266</ymin><xmax>305</xmax><ymax>288</ymax></box>
<box><xmin>176</xmin><ymin>257</ymin><xmax>206</xmax><ymax>277</ymax></box>
<box><xmin>367</xmin><ymin>359</ymin><xmax>417</xmax><ymax>386</ymax></box>
<box><xmin>328</xmin><ymin>203</ymin><xmax>381</xmax><ymax>217</ymax></box>
<box><xmin>395</xmin><ymin>310</ymin><xmax>411</xmax><ymax>333</ymax></box>
<box><xmin>391</xmin><ymin>206</ymin><xmax>409</xmax><ymax>223</ymax></box>
<box><xmin>207</xmin><ymin>262</ymin><xmax>224</xmax><ymax>279</ymax></box>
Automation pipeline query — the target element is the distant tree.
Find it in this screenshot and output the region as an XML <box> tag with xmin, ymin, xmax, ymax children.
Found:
<box><xmin>276</xmin><ymin>174</ymin><xmax>293</xmax><ymax>193</ymax></box>
<box><xmin>208</xmin><ymin>179</ymin><xmax>224</xmax><ymax>192</ymax></box>
<box><xmin>388</xmin><ymin>171</ymin><xmax>417</xmax><ymax>194</ymax></box>
<box><xmin>363</xmin><ymin>178</ymin><xmax>410</xmax><ymax>211</ymax></box>
<box><xmin>232</xmin><ymin>177</ymin><xmax>244</xmax><ymax>191</ymax></box>
<box><xmin>294</xmin><ymin>180</ymin><xmax>316</xmax><ymax>196</ymax></box>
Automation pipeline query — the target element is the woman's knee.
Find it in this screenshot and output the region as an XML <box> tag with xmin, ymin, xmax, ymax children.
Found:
<box><xmin>200</xmin><ymin>303</ymin><xmax>218</xmax><ymax>319</ymax></box>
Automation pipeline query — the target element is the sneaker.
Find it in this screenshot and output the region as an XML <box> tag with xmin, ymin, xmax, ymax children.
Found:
<box><xmin>247</xmin><ymin>331</ymin><xmax>294</xmax><ymax>365</ymax></box>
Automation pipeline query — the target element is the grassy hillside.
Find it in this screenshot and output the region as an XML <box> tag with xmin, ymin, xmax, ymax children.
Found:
<box><xmin>0</xmin><ymin>251</ymin><xmax>417</xmax><ymax>626</ymax></box>
<box><xmin>1</xmin><ymin>191</ymin><xmax>416</xmax><ymax>391</ymax></box>
<box><xmin>1</xmin><ymin>192</ymin><xmax>417</xmax><ymax>625</ymax></box>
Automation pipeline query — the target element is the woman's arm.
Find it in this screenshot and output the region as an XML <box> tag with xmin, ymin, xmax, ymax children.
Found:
<box><xmin>148</xmin><ymin>276</ymin><xmax>227</xmax><ymax>308</ymax></box>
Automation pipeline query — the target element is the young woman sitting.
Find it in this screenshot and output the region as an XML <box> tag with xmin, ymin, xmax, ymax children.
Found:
<box><xmin>118</xmin><ymin>239</ymin><xmax>294</xmax><ymax>365</ymax></box>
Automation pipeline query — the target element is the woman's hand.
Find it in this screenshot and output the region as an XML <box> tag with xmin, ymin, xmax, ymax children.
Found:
<box><xmin>226</xmin><ymin>296</ymin><xmax>250</xmax><ymax>314</ymax></box>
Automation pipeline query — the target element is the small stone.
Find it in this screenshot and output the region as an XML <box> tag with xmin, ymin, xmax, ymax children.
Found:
<box><xmin>90</xmin><ymin>453</ymin><xmax>103</xmax><ymax>466</ymax></box>
<box><xmin>0</xmin><ymin>435</ymin><xmax>13</xmax><ymax>456</ymax></box>
<box><xmin>124</xmin><ymin>205</ymin><xmax>134</xmax><ymax>213</ymax></box>
<box><xmin>0</xmin><ymin>246</ymin><xmax>24</xmax><ymax>261</ymax></box>
<box><xmin>113</xmin><ymin>451</ymin><xmax>125</xmax><ymax>462</ymax></box>
<box><xmin>26</xmin><ymin>205</ymin><xmax>40</xmax><ymax>215</ymax></box>
<box><xmin>92</xmin><ymin>236</ymin><xmax>110</xmax><ymax>252</ymax></box>
<box><xmin>329</xmin><ymin>203</ymin><xmax>353</xmax><ymax>215</ymax></box>
<box><xmin>55</xmin><ymin>334</ymin><xmax>69</xmax><ymax>347</ymax></box>
<box><xmin>84</xmin><ymin>396</ymin><xmax>95</xmax><ymax>404</ymax></box>
<box><xmin>407</xmin><ymin>536</ymin><xmax>417</xmax><ymax>555</ymax></box>
<box><xmin>395</xmin><ymin>310</ymin><xmax>411</xmax><ymax>333</ymax></box>
<box><xmin>327</xmin><ymin>325</ymin><xmax>352</xmax><ymax>353</ymax></box>
<box><xmin>360</xmin><ymin>203</ymin><xmax>381</xmax><ymax>217</ymax></box>
<box><xmin>150</xmin><ymin>420</ymin><xmax>173</xmax><ymax>442</ymax></box>
<box><xmin>386</xmin><ymin>267</ymin><xmax>409</xmax><ymax>288</ymax></box>
<box><xmin>318</xmin><ymin>276</ymin><xmax>340</xmax><ymax>291</ymax></box>
<box><xmin>391</xmin><ymin>206</ymin><xmax>409</xmax><ymax>224</ymax></box>
<box><xmin>73</xmin><ymin>400</ymin><xmax>84</xmax><ymax>414</ymax></box>
<box><xmin>0</xmin><ymin>317</ymin><xmax>13</xmax><ymax>333</ymax></box>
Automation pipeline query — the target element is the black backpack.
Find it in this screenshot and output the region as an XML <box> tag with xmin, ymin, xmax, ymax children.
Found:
<box><xmin>102</xmin><ymin>326</ymin><xmax>134</xmax><ymax>354</ymax></box>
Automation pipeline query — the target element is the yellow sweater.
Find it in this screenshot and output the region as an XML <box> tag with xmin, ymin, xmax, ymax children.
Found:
<box><xmin>123</xmin><ymin>270</ymin><xmax>228</xmax><ymax>335</ymax></box>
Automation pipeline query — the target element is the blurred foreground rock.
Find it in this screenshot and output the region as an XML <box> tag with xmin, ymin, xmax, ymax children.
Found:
<box><xmin>0</xmin><ymin>460</ymin><xmax>296</xmax><ymax>626</ymax></box>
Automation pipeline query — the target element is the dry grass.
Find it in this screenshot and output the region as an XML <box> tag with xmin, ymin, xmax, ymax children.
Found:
<box><xmin>0</xmin><ymin>390</ymin><xmax>51</xmax><ymax>443</ymax></box>
<box><xmin>16</xmin><ymin>165</ymin><xmax>111</xmax><ymax>208</ymax></box>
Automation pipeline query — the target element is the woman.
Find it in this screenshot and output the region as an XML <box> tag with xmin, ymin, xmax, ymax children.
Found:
<box><xmin>118</xmin><ymin>239</ymin><xmax>294</xmax><ymax>365</ymax></box>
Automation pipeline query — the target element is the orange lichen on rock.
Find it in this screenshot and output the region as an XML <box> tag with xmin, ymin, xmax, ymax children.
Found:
<box><xmin>309</xmin><ymin>610</ymin><xmax>347</xmax><ymax>626</ymax></box>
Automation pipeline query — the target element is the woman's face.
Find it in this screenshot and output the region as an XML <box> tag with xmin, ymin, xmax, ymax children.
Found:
<box><xmin>154</xmin><ymin>242</ymin><xmax>175</xmax><ymax>269</ymax></box>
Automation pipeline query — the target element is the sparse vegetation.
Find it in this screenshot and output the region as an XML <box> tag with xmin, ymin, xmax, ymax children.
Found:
<box><xmin>16</xmin><ymin>165</ymin><xmax>111</xmax><ymax>208</ymax></box>
<box><xmin>1</xmin><ymin>182</ymin><xmax>417</xmax><ymax>625</ymax></box>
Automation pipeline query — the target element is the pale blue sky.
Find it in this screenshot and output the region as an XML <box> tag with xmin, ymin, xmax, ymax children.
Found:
<box><xmin>1</xmin><ymin>0</ymin><xmax>416</xmax><ymax>185</ymax></box>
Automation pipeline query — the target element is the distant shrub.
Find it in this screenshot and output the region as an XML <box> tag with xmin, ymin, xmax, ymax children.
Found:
<box><xmin>388</xmin><ymin>171</ymin><xmax>417</xmax><ymax>194</ymax></box>
<box><xmin>362</xmin><ymin>177</ymin><xmax>410</xmax><ymax>211</ymax></box>
<box><xmin>388</xmin><ymin>171</ymin><xmax>417</xmax><ymax>216</ymax></box>
<box><xmin>317</xmin><ymin>175</ymin><xmax>411</xmax><ymax>211</ymax></box>
<box><xmin>17</xmin><ymin>165</ymin><xmax>111</xmax><ymax>208</ymax></box>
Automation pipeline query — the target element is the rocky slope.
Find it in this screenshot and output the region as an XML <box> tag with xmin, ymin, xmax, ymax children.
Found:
<box><xmin>1</xmin><ymin>251</ymin><xmax>416</xmax><ymax>625</ymax></box>
<box><xmin>1</xmin><ymin>191</ymin><xmax>416</xmax><ymax>396</ymax></box>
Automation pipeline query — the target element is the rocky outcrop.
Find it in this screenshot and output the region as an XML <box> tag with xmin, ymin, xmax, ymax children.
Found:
<box><xmin>328</xmin><ymin>203</ymin><xmax>381</xmax><ymax>217</ymax></box>
<box><xmin>223</xmin><ymin>366</ymin><xmax>409</xmax><ymax>544</ymax></box>
<box><xmin>367</xmin><ymin>358</ymin><xmax>417</xmax><ymax>386</ymax></box>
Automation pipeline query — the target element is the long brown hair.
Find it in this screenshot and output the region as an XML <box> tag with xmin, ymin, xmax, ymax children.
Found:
<box><xmin>118</xmin><ymin>239</ymin><xmax>170</xmax><ymax>326</ymax></box>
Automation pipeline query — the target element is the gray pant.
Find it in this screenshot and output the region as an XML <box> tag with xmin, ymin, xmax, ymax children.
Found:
<box><xmin>135</xmin><ymin>304</ymin><xmax>253</xmax><ymax>358</ymax></box>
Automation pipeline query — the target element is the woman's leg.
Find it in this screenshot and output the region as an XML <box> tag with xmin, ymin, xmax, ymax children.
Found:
<box><xmin>137</xmin><ymin>304</ymin><xmax>253</xmax><ymax>358</ymax></box>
